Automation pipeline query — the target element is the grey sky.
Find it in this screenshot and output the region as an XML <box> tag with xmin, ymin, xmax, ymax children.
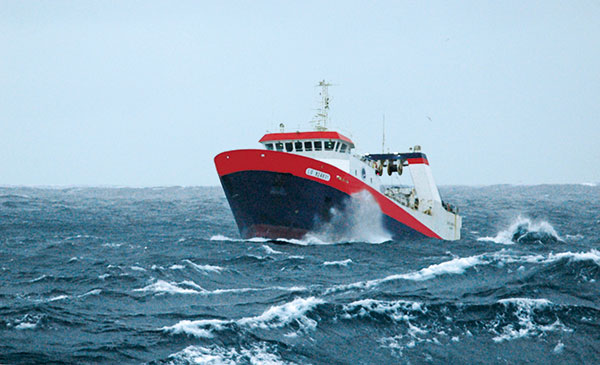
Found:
<box><xmin>1</xmin><ymin>1</ymin><xmax>599</xmax><ymax>186</ymax></box>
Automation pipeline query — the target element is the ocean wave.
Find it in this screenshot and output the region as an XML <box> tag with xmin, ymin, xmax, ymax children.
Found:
<box><xmin>134</xmin><ymin>280</ymin><xmax>202</xmax><ymax>295</ymax></box>
<box><xmin>162</xmin><ymin>296</ymin><xmax>324</xmax><ymax>338</ymax></box>
<box><xmin>11</xmin><ymin>314</ymin><xmax>43</xmax><ymax>331</ymax></box>
<box><xmin>182</xmin><ymin>259</ymin><xmax>224</xmax><ymax>273</ymax></box>
<box><xmin>326</xmin><ymin>249</ymin><xmax>600</xmax><ymax>294</ymax></box>
<box><xmin>134</xmin><ymin>279</ymin><xmax>306</xmax><ymax>296</ymax></box>
<box><xmin>342</xmin><ymin>299</ymin><xmax>424</xmax><ymax>321</ymax></box>
<box><xmin>167</xmin><ymin>343</ymin><xmax>294</xmax><ymax>365</ymax></box>
<box><xmin>325</xmin><ymin>255</ymin><xmax>485</xmax><ymax>293</ymax></box>
<box><xmin>323</xmin><ymin>259</ymin><xmax>353</xmax><ymax>266</ymax></box>
<box><xmin>262</xmin><ymin>244</ymin><xmax>283</xmax><ymax>254</ymax></box>
<box><xmin>478</xmin><ymin>216</ymin><xmax>561</xmax><ymax>245</ymax></box>
<box><xmin>492</xmin><ymin>298</ymin><xmax>571</xmax><ymax>342</ymax></box>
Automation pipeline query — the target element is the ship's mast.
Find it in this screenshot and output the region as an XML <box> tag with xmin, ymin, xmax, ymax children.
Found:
<box><xmin>312</xmin><ymin>80</ymin><xmax>332</xmax><ymax>131</ymax></box>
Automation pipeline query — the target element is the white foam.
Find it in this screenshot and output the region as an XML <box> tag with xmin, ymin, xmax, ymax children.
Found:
<box><xmin>29</xmin><ymin>275</ymin><xmax>47</xmax><ymax>283</ymax></box>
<box><xmin>326</xmin><ymin>254</ymin><xmax>486</xmax><ymax>293</ymax></box>
<box><xmin>343</xmin><ymin>299</ymin><xmax>424</xmax><ymax>321</ymax></box>
<box><xmin>48</xmin><ymin>295</ymin><xmax>69</xmax><ymax>302</ymax></box>
<box><xmin>79</xmin><ymin>289</ymin><xmax>101</xmax><ymax>297</ymax></box>
<box><xmin>238</xmin><ymin>296</ymin><xmax>324</xmax><ymax>330</ymax></box>
<box><xmin>169</xmin><ymin>264</ymin><xmax>185</xmax><ymax>270</ymax></box>
<box><xmin>262</xmin><ymin>245</ymin><xmax>283</xmax><ymax>254</ymax></box>
<box><xmin>15</xmin><ymin>322</ymin><xmax>38</xmax><ymax>330</ymax></box>
<box><xmin>477</xmin><ymin>216</ymin><xmax>561</xmax><ymax>245</ymax></box>
<box><xmin>163</xmin><ymin>319</ymin><xmax>226</xmax><ymax>338</ymax></box>
<box><xmin>163</xmin><ymin>296</ymin><xmax>324</xmax><ymax>338</ymax></box>
<box><xmin>210</xmin><ymin>235</ymin><xmax>271</xmax><ymax>243</ymax></box>
<box><xmin>183</xmin><ymin>259</ymin><xmax>224</xmax><ymax>273</ymax></box>
<box><xmin>398</xmin><ymin>256</ymin><xmax>484</xmax><ymax>281</ymax></box>
<box><xmin>134</xmin><ymin>280</ymin><xmax>201</xmax><ymax>295</ymax></box>
<box><xmin>130</xmin><ymin>266</ymin><xmax>146</xmax><ymax>272</ymax></box>
<box><xmin>302</xmin><ymin>191</ymin><xmax>393</xmax><ymax>245</ymax></box>
<box><xmin>323</xmin><ymin>259</ymin><xmax>353</xmax><ymax>266</ymax></box>
<box><xmin>553</xmin><ymin>341</ymin><xmax>565</xmax><ymax>354</ymax></box>
<box><xmin>493</xmin><ymin>298</ymin><xmax>570</xmax><ymax>342</ymax></box>
<box><xmin>168</xmin><ymin>343</ymin><xmax>291</xmax><ymax>365</ymax></box>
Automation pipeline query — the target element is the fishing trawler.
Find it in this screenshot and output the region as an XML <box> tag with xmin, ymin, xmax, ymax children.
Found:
<box><xmin>214</xmin><ymin>81</ymin><xmax>461</xmax><ymax>240</ymax></box>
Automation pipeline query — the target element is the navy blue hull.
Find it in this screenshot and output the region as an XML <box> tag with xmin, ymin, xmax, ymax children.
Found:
<box><xmin>220</xmin><ymin>170</ymin><xmax>349</xmax><ymax>238</ymax></box>
<box><xmin>220</xmin><ymin>170</ymin><xmax>427</xmax><ymax>240</ymax></box>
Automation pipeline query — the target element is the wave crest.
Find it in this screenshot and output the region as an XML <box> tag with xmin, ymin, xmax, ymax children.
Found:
<box><xmin>478</xmin><ymin>216</ymin><xmax>561</xmax><ymax>244</ymax></box>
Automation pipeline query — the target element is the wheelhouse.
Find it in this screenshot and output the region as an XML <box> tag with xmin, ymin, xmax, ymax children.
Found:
<box><xmin>259</xmin><ymin>131</ymin><xmax>355</xmax><ymax>156</ymax></box>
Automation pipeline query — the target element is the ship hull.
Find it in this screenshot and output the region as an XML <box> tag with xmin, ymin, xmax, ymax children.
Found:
<box><xmin>215</xmin><ymin>149</ymin><xmax>443</xmax><ymax>240</ymax></box>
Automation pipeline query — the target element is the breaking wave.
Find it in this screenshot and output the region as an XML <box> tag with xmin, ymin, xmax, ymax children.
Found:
<box><xmin>167</xmin><ymin>343</ymin><xmax>293</xmax><ymax>365</ymax></box>
<box><xmin>162</xmin><ymin>297</ymin><xmax>324</xmax><ymax>338</ymax></box>
<box><xmin>478</xmin><ymin>216</ymin><xmax>562</xmax><ymax>244</ymax></box>
<box><xmin>326</xmin><ymin>249</ymin><xmax>600</xmax><ymax>294</ymax></box>
<box><xmin>134</xmin><ymin>279</ymin><xmax>306</xmax><ymax>296</ymax></box>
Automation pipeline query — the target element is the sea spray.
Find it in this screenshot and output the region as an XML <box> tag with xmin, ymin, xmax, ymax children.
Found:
<box><xmin>304</xmin><ymin>190</ymin><xmax>392</xmax><ymax>244</ymax></box>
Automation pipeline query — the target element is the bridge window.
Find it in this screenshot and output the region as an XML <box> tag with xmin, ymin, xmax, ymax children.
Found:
<box><xmin>339</xmin><ymin>143</ymin><xmax>347</xmax><ymax>153</ymax></box>
<box><xmin>304</xmin><ymin>141</ymin><xmax>312</xmax><ymax>151</ymax></box>
<box><xmin>314</xmin><ymin>141</ymin><xmax>322</xmax><ymax>151</ymax></box>
<box><xmin>294</xmin><ymin>141</ymin><xmax>303</xmax><ymax>151</ymax></box>
<box><xmin>324</xmin><ymin>141</ymin><xmax>335</xmax><ymax>151</ymax></box>
<box><xmin>265</xmin><ymin>143</ymin><xmax>274</xmax><ymax>150</ymax></box>
<box><xmin>275</xmin><ymin>142</ymin><xmax>284</xmax><ymax>151</ymax></box>
<box><xmin>285</xmin><ymin>142</ymin><xmax>293</xmax><ymax>152</ymax></box>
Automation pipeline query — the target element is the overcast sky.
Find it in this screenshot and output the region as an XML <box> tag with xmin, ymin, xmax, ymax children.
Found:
<box><xmin>1</xmin><ymin>1</ymin><xmax>599</xmax><ymax>186</ymax></box>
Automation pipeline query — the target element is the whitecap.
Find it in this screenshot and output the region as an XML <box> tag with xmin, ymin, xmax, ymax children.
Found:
<box><xmin>134</xmin><ymin>280</ymin><xmax>201</xmax><ymax>295</ymax></box>
<box><xmin>167</xmin><ymin>343</ymin><xmax>292</xmax><ymax>365</ymax></box>
<box><xmin>79</xmin><ymin>289</ymin><xmax>101</xmax><ymax>297</ymax></box>
<box><xmin>326</xmin><ymin>254</ymin><xmax>486</xmax><ymax>293</ymax></box>
<box><xmin>477</xmin><ymin>216</ymin><xmax>561</xmax><ymax>245</ymax></box>
<box><xmin>323</xmin><ymin>259</ymin><xmax>353</xmax><ymax>266</ymax></box>
<box><xmin>163</xmin><ymin>296</ymin><xmax>324</xmax><ymax>338</ymax></box>
<box><xmin>169</xmin><ymin>264</ymin><xmax>185</xmax><ymax>270</ymax></box>
<box><xmin>48</xmin><ymin>295</ymin><xmax>69</xmax><ymax>302</ymax></box>
<box><xmin>553</xmin><ymin>341</ymin><xmax>565</xmax><ymax>354</ymax></box>
<box><xmin>130</xmin><ymin>266</ymin><xmax>146</xmax><ymax>272</ymax></box>
<box><xmin>29</xmin><ymin>275</ymin><xmax>47</xmax><ymax>283</ymax></box>
<box><xmin>15</xmin><ymin>322</ymin><xmax>38</xmax><ymax>330</ymax></box>
<box><xmin>493</xmin><ymin>298</ymin><xmax>571</xmax><ymax>342</ymax></box>
<box><xmin>342</xmin><ymin>299</ymin><xmax>424</xmax><ymax>321</ymax></box>
<box><xmin>163</xmin><ymin>319</ymin><xmax>226</xmax><ymax>338</ymax></box>
<box><xmin>262</xmin><ymin>245</ymin><xmax>283</xmax><ymax>255</ymax></box>
<box><xmin>183</xmin><ymin>259</ymin><xmax>224</xmax><ymax>273</ymax></box>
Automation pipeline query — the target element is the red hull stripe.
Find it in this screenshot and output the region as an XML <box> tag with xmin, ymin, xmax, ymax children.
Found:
<box><xmin>259</xmin><ymin>132</ymin><xmax>354</xmax><ymax>146</ymax></box>
<box><xmin>214</xmin><ymin>149</ymin><xmax>440</xmax><ymax>239</ymax></box>
<box><xmin>406</xmin><ymin>157</ymin><xmax>429</xmax><ymax>165</ymax></box>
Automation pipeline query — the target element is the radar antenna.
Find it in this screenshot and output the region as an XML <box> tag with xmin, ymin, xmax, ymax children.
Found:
<box><xmin>312</xmin><ymin>80</ymin><xmax>332</xmax><ymax>131</ymax></box>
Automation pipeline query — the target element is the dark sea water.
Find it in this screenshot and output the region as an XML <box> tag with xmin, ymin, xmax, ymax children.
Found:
<box><xmin>1</xmin><ymin>184</ymin><xmax>599</xmax><ymax>364</ymax></box>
